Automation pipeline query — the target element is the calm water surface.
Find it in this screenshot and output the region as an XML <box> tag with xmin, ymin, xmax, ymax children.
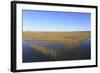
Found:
<box><xmin>23</xmin><ymin>39</ymin><xmax>91</xmax><ymax>62</ymax></box>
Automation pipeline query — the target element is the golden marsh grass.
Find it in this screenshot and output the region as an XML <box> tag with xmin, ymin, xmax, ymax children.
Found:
<box><xmin>23</xmin><ymin>32</ymin><xmax>90</xmax><ymax>48</ymax></box>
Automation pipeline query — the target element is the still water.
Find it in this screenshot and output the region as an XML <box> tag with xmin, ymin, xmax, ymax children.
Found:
<box><xmin>23</xmin><ymin>39</ymin><xmax>91</xmax><ymax>62</ymax></box>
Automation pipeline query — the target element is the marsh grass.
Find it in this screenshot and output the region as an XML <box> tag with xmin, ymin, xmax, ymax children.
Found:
<box><xmin>23</xmin><ymin>32</ymin><xmax>90</xmax><ymax>48</ymax></box>
<box><xmin>23</xmin><ymin>32</ymin><xmax>90</xmax><ymax>40</ymax></box>
<box><xmin>30</xmin><ymin>45</ymin><xmax>58</xmax><ymax>57</ymax></box>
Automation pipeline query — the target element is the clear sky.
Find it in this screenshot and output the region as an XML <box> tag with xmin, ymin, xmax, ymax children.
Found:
<box><xmin>23</xmin><ymin>10</ymin><xmax>91</xmax><ymax>32</ymax></box>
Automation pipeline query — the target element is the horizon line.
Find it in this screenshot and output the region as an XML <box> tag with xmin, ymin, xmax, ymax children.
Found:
<box><xmin>23</xmin><ymin>31</ymin><xmax>91</xmax><ymax>32</ymax></box>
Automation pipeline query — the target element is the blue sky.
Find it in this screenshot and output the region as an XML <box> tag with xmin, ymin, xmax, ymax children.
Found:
<box><xmin>23</xmin><ymin>10</ymin><xmax>91</xmax><ymax>32</ymax></box>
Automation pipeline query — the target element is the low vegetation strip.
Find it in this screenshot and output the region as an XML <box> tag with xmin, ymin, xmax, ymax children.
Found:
<box><xmin>29</xmin><ymin>45</ymin><xmax>59</xmax><ymax>57</ymax></box>
<box><xmin>23</xmin><ymin>32</ymin><xmax>90</xmax><ymax>48</ymax></box>
<box><xmin>23</xmin><ymin>32</ymin><xmax>90</xmax><ymax>41</ymax></box>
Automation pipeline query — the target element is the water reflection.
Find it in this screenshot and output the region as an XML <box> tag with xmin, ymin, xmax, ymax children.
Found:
<box><xmin>23</xmin><ymin>38</ymin><xmax>91</xmax><ymax>62</ymax></box>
